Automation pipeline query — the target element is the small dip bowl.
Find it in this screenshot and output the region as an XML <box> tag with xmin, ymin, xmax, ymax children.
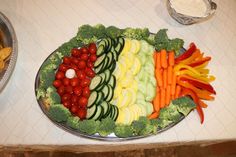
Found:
<box><xmin>166</xmin><ymin>0</ymin><xmax>217</xmax><ymax>25</ymax></box>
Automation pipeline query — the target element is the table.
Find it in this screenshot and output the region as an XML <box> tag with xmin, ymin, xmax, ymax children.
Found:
<box><xmin>0</xmin><ymin>0</ymin><xmax>236</xmax><ymax>152</ymax></box>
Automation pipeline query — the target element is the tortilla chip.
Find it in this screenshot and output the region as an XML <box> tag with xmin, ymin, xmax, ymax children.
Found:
<box><xmin>0</xmin><ymin>47</ymin><xmax>11</xmax><ymax>60</ymax></box>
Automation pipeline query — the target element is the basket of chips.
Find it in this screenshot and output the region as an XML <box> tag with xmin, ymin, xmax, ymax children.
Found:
<box><xmin>0</xmin><ymin>12</ymin><xmax>17</xmax><ymax>92</ymax></box>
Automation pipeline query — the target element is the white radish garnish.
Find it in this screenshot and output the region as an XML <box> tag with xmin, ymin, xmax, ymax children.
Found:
<box><xmin>65</xmin><ymin>69</ymin><xmax>76</xmax><ymax>79</ymax></box>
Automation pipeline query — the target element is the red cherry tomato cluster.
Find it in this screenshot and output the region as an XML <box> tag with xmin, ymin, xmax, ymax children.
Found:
<box><xmin>53</xmin><ymin>43</ymin><xmax>97</xmax><ymax>119</ymax></box>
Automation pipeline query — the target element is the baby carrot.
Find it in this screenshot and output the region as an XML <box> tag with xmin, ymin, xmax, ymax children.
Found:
<box><xmin>160</xmin><ymin>88</ymin><xmax>166</xmax><ymax>108</ymax></box>
<box><xmin>165</xmin><ymin>85</ymin><xmax>171</xmax><ymax>106</ymax></box>
<box><xmin>156</xmin><ymin>69</ymin><xmax>163</xmax><ymax>87</ymax></box>
<box><xmin>167</xmin><ymin>66</ymin><xmax>173</xmax><ymax>85</ymax></box>
<box><xmin>163</xmin><ymin>69</ymin><xmax>167</xmax><ymax>88</ymax></box>
<box><xmin>168</xmin><ymin>51</ymin><xmax>175</xmax><ymax>66</ymax></box>
<box><xmin>160</xmin><ymin>49</ymin><xmax>167</xmax><ymax>68</ymax></box>
<box><xmin>156</xmin><ymin>52</ymin><xmax>161</xmax><ymax>69</ymax></box>
<box><xmin>174</xmin><ymin>85</ymin><xmax>181</xmax><ymax>99</ymax></box>
<box><xmin>153</xmin><ymin>90</ymin><xmax>160</xmax><ymax>112</ymax></box>
<box><xmin>148</xmin><ymin>112</ymin><xmax>159</xmax><ymax>119</ymax></box>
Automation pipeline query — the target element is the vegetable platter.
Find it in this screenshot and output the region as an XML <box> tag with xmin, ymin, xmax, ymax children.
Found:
<box><xmin>35</xmin><ymin>24</ymin><xmax>216</xmax><ymax>141</ymax></box>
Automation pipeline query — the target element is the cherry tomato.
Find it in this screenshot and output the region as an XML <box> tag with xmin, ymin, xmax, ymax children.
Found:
<box><xmin>71</xmin><ymin>105</ymin><xmax>79</xmax><ymax>114</ymax></box>
<box><xmin>73</xmin><ymin>86</ymin><xmax>82</xmax><ymax>96</ymax></box>
<box><xmin>89</xmin><ymin>54</ymin><xmax>97</xmax><ymax>62</ymax></box>
<box><xmin>59</xmin><ymin>64</ymin><xmax>68</xmax><ymax>72</ymax></box>
<box><xmin>87</xmin><ymin>60</ymin><xmax>94</xmax><ymax>68</ymax></box>
<box><xmin>56</xmin><ymin>71</ymin><xmax>65</xmax><ymax>80</ymax></box>
<box><xmin>85</xmin><ymin>67</ymin><xmax>95</xmax><ymax>78</ymax></box>
<box><xmin>71</xmin><ymin>94</ymin><xmax>79</xmax><ymax>104</ymax></box>
<box><xmin>77</xmin><ymin>108</ymin><xmax>87</xmax><ymax>119</ymax></box>
<box><xmin>82</xmin><ymin>87</ymin><xmax>90</xmax><ymax>98</ymax></box>
<box><xmin>71</xmin><ymin>48</ymin><xmax>81</xmax><ymax>57</ymax></box>
<box><xmin>76</xmin><ymin>70</ymin><xmax>86</xmax><ymax>80</ymax></box>
<box><xmin>81</xmin><ymin>47</ymin><xmax>89</xmax><ymax>54</ymax></box>
<box><xmin>65</xmin><ymin>85</ymin><xmax>73</xmax><ymax>94</ymax></box>
<box><xmin>63</xmin><ymin>56</ymin><xmax>71</xmax><ymax>65</ymax></box>
<box><xmin>72</xmin><ymin>57</ymin><xmax>80</xmax><ymax>65</ymax></box>
<box><xmin>78</xmin><ymin>60</ymin><xmax>86</xmax><ymax>69</ymax></box>
<box><xmin>70</xmin><ymin>77</ymin><xmax>79</xmax><ymax>87</ymax></box>
<box><xmin>57</xmin><ymin>86</ymin><xmax>65</xmax><ymax>96</ymax></box>
<box><xmin>78</xmin><ymin>96</ymin><xmax>88</xmax><ymax>108</ymax></box>
<box><xmin>80</xmin><ymin>78</ymin><xmax>91</xmax><ymax>88</ymax></box>
<box><xmin>80</xmin><ymin>53</ymin><xmax>89</xmax><ymax>61</ymax></box>
<box><xmin>62</xmin><ymin>77</ymin><xmax>70</xmax><ymax>86</ymax></box>
<box><xmin>88</xmin><ymin>43</ymin><xmax>97</xmax><ymax>54</ymax></box>
<box><xmin>61</xmin><ymin>93</ymin><xmax>71</xmax><ymax>102</ymax></box>
<box><xmin>70</xmin><ymin>64</ymin><xmax>79</xmax><ymax>71</ymax></box>
<box><xmin>63</xmin><ymin>100</ymin><xmax>72</xmax><ymax>109</ymax></box>
<box><xmin>53</xmin><ymin>80</ymin><xmax>62</xmax><ymax>88</ymax></box>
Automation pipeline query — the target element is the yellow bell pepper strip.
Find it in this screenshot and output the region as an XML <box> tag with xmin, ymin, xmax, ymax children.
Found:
<box><xmin>197</xmin><ymin>68</ymin><xmax>209</xmax><ymax>75</ymax></box>
<box><xmin>174</xmin><ymin>64</ymin><xmax>202</xmax><ymax>76</ymax></box>
<box><xmin>175</xmin><ymin>43</ymin><xmax>197</xmax><ymax>64</ymax></box>
<box><xmin>180</xmin><ymin>76</ymin><xmax>216</xmax><ymax>94</ymax></box>
<box><xmin>179</xmin><ymin>49</ymin><xmax>201</xmax><ymax>64</ymax></box>
<box><xmin>180</xmin><ymin>87</ymin><xmax>204</xmax><ymax>124</ymax></box>
<box><xmin>177</xmin><ymin>80</ymin><xmax>215</xmax><ymax>100</ymax></box>
<box><xmin>188</xmin><ymin>57</ymin><xmax>211</xmax><ymax>67</ymax></box>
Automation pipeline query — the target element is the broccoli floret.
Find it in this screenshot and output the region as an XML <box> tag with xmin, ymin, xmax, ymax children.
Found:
<box><xmin>36</xmin><ymin>86</ymin><xmax>46</xmax><ymax>100</ymax></box>
<box><xmin>98</xmin><ymin>117</ymin><xmax>116</xmax><ymax>137</ymax></box>
<box><xmin>48</xmin><ymin>104</ymin><xmax>71</xmax><ymax>122</ymax></box>
<box><xmin>172</xmin><ymin>96</ymin><xmax>196</xmax><ymax>116</ymax></box>
<box><xmin>105</xmin><ymin>26</ymin><xmax>123</xmax><ymax>38</ymax></box>
<box><xmin>78</xmin><ymin>119</ymin><xmax>100</xmax><ymax>135</ymax></box>
<box><xmin>131</xmin><ymin>116</ymin><xmax>157</xmax><ymax>136</ymax></box>
<box><xmin>122</xmin><ymin>27</ymin><xmax>150</xmax><ymax>40</ymax></box>
<box><xmin>167</xmin><ymin>38</ymin><xmax>184</xmax><ymax>56</ymax></box>
<box><xmin>39</xmin><ymin>70</ymin><xmax>55</xmax><ymax>89</ymax></box>
<box><xmin>57</xmin><ymin>42</ymin><xmax>73</xmax><ymax>56</ymax></box>
<box><xmin>159</xmin><ymin>103</ymin><xmax>182</xmax><ymax>122</ymax></box>
<box><xmin>76</xmin><ymin>24</ymin><xmax>98</xmax><ymax>45</ymax></box>
<box><xmin>156</xmin><ymin>118</ymin><xmax>173</xmax><ymax>129</ymax></box>
<box><xmin>114</xmin><ymin>124</ymin><xmax>133</xmax><ymax>138</ymax></box>
<box><xmin>93</xmin><ymin>24</ymin><xmax>106</xmax><ymax>39</ymax></box>
<box><xmin>55</xmin><ymin>51</ymin><xmax>64</xmax><ymax>60</ymax></box>
<box><xmin>154</xmin><ymin>29</ymin><xmax>169</xmax><ymax>51</ymax></box>
<box><xmin>48</xmin><ymin>53</ymin><xmax>61</xmax><ymax>67</ymax></box>
<box><xmin>46</xmin><ymin>86</ymin><xmax>57</xmax><ymax>96</ymax></box>
<box><xmin>45</xmin><ymin>92</ymin><xmax>61</xmax><ymax>105</ymax></box>
<box><xmin>66</xmin><ymin>116</ymin><xmax>80</xmax><ymax>130</ymax></box>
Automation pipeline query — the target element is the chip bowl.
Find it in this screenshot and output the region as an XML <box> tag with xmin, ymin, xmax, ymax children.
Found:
<box><xmin>166</xmin><ymin>0</ymin><xmax>217</xmax><ymax>25</ymax></box>
<box><xmin>0</xmin><ymin>12</ymin><xmax>18</xmax><ymax>92</ymax></box>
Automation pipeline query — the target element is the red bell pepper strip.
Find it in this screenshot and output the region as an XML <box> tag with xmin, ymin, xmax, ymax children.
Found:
<box><xmin>180</xmin><ymin>77</ymin><xmax>216</xmax><ymax>94</ymax></box>
<box><xmin>188</xmin><ymin>57</ymin><xmax>211</xmax><ymax>67</ymax></box>
<box><xmin>175</xmin><ymin>43</ymin><xmax>197</xmax><ymax>64</ymax></box>
<box><xmin>180</xmin><ymin>87</ymin><xmax>204</xmax><ymax>124</ymax></box>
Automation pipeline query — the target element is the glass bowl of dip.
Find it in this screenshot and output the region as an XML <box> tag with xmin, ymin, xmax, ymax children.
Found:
<box><xmin>166</xmin><ymin>0</ymin><xmax>217</xmax><ymax>25</ymax></box>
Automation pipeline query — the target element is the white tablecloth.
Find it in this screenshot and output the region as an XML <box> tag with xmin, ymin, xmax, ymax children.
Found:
<box><xmin>0</xmin><ymin>0</ymin><xmax>236</xmax><ymax>145</ymax></box>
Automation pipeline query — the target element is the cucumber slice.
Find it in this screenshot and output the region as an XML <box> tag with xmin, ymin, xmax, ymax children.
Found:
<box><xmin>104</xmin><ymin>52</ymin><xmax>114</xmax><ymax>69</ymax></box>
<box><xmin>104</xmin><ymin>69</ymin><xmax>111</xmax><ymax>84</ymax></box>
<box><xmin>97</xmin><ymin>45</ymin><xmax>105</xmax><ymax>57</ymax></box>
<box><xmin>95</xmin><ymin>92</ymin><xmax>104</xmax><ymax>105</ymax></box>
<box><xmin>92</xmin><ymin>105</ymin><xmax>103</xmax><ymax>120</ymax></box>
<box><xmin>105</xmin><ymin>85</ymin><xmax>114</xmax><ymax>102</ymax></box>
<box><xmin>112</xmin><ymin>105</ymin><xmax>119</xmax><ymax>121</ymax></box>
<box><xmin>108</xmin><ymin>75</ymin><xmax>116</xmax><ymax>89</ymax></box>
<box><xmin>100</xmin><ymin>101</ymin><xmax>110</xmax><ymax>118</ymax></box>
<box><xmin>102</xmin><ymin>85</ymin><xmax>109</xmax><ymax>99</ymax></box>
<box><xmin>94</xmin><ymin>53</ymin><xmax>106</xmax><ymax>68</ymax></box>
<box><xmin>86</xmin><ymin>105</ymin><xmax>97</xmax><ymax>119</ymax></box>
<box><xmin>108</xmin><ymin>62</ymin><xmax>116</xmax><ymax>73</ymax></box>
<box><xmin>87</xmin><ymin>91</ymin><xmax>98</xmax><ymax>108</ymax></box>
<box><xmin>89</xmin><ymin>76</ymin><xmax>103</xmax><ymax>91</ymax></box>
